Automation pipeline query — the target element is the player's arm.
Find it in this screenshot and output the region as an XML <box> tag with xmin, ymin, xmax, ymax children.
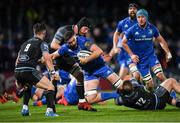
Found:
<box><xmin>50</xmin><ymin>38</ymin><xmax>61</xmax><ymax>50</ymax></box>
<box><xmin>15</xmin><ymin>51</ymin><xmax>20</xmax><ymax>66</ymax></box>
<box><xmin>122</xmin><ymin>36</ymin><xmax>139</xmax><ymax>63</ymax></box>
<box><xmin>79</xmin><ymin>44</ymin><xmax>103</xmax><ymax>65</ymax></box>
<box><xmin>156</xmin><ymin>35</ymin><xmax>172</xmax><ymax>62</ymax></box>
<box><xmin>41</xmin><ymin>42</ymin><xmax>55</xmax><ymax>73</ymax></box>
<box><xmin>51</xmin><ymin>50</ymin><xmax>61</xmax><ymax>60</ymax></box>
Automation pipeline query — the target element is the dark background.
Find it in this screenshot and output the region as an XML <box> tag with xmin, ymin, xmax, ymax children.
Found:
<box><xmin>0</xmin><ymin>0</ymin><xmax>179</xmax><ymax>76</ymax></box>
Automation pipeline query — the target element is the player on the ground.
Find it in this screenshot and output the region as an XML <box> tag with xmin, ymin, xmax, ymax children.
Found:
<box><xmin>115</xmin><ymin>77</ymin><xmax>180</xmax><ymax>110</ymax></box>
<box><xmin>52</xmin><ymin>29</ymin><xmax>122</xmax><ymax>105</ymax></box>
<box><xmin>108</xmin><ymin>3</ymin><xmax>140</xmax><ymax>81</ymax></box>
<box><xmin>50</xmin><ymin>17</ymin><xmax>96</xmax><ymax>111</ymax></box>
<box><xmin>122</xmin><ymin>9</ymin><xmax>172</xmax><ymax>90</ymax></box>
<box><xmin>14</xmin><ymin>23</ymin><xmax>58</xmax><ymax>117</ymax></box>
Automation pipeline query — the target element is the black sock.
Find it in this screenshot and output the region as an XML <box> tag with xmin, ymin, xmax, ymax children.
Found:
<box><xmin>53</xmin><ymin>81</ymin><xmax>58</xmax><ymax>103</ymax></box>
<box><xmin>45</xmin><ymin>90</ymin><xmax>56</xmax><ymax>112</ymax></box>
<box><xmin>176</xmin><ymin>101</ymin><xmax>180</xmax><ymax>108</ymax></box>
<box><xmin>76</xmin><ymin>85</ymin><xmax>85</xmax><ymax>100</ymax></box>
<box><xmin>23</xmin><ymin>87</ymin><xmax>31</xmax><ymax>106</ymax></box>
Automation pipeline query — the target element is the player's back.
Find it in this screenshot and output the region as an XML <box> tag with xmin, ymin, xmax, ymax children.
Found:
<box><xmin>122</xmin><ymin>85</ymin><xmax>156</xmax><ymax>110</ymax></box>
<box><xmin>53</xmin><ymin>25</ymin><xmax>74</xmax><ymax>46</ymax></box>
<box><xmin>16</xmin><ymin>37</ymin><xmax>43</xmax><ymax>68</ymax></box>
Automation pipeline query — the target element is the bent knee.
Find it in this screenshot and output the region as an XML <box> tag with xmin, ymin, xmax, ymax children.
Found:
<box><xmin>85</xmin><ymin>90</ymin><xmax>98</xmax><ymax>104</ymax></box>
<box><xmin>156</xmin><ymin>73</ymin><xmax>166</xmax><ymax>82</ymax></box>
<box><xmin>47</xmin><ymin>84</ymin><xmax>55</xmax><ymax>91</ymax></box>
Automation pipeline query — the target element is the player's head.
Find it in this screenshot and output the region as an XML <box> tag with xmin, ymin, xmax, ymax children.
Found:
<box><xmin>120</xmin><ymin>80</ymin><xmax>134</xmax><ymax>95</ymax></box>
<box><xmin>76</xmin><ymin>17</ymin><xmax>92</xmax><ymax>35</ymax></box>
<box><xmin>136</xmin><ymin>9</ymin><xmax>148</xmax><ymax>26</ymax></box>
<box><xmin>128</xmin><ymin>3</ymin><xmax>138</xmax><ymax>19</ymax></box>
<box><xmin>64</xmin><ymin>28</ymin><xmax>77</xmax><ymax>47</ymax></box>
<box><xmin>33</xmin><ymin>23</ymin><xmax>47</xmax><ymax>40</ymax></box>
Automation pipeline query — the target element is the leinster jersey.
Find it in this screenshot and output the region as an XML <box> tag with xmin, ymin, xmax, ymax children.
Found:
<box><xmin>125</xmin><ymin>22</ymin><xmax>160</xmax><ymax>58</ymax></box>
<box><xmin>57</xmin><ymin>36</ymin><xmax>105</xmax><ymax>73</ymax></box>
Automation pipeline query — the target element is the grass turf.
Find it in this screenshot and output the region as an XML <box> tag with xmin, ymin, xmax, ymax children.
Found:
<box><xmin>0</xmin><ymin>99</ymin><xmax>180</xmax><ymax>122</ymax></box>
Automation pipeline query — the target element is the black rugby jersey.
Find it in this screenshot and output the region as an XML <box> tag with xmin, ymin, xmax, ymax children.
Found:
<box><xmin>16</xmin><ymin>37</ymin><xmax>49</xmax><ymax>68</ymax></box>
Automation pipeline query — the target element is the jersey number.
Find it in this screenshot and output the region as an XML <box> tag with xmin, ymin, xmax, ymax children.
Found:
<box><xmin>135</xmin><ymin>97</ymin><xmax>146</xmax><ymax>106</ymax></box>
<box><xmin>24</xmin><ymin>44</ymin><xmax>31</xmax><ymax>52</ymax></box>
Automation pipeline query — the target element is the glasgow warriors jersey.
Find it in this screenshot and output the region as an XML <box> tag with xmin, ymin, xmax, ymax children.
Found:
<box><xmin>16</xmin><ymin>37</ymin><xmax>49</xmax><ymax>68</ymax></box>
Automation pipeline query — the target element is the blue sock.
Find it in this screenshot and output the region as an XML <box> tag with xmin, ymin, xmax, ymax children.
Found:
<box><xmin>100</xmin><ymin>92</ymin><xmax>119</xmax><ymax>101</ymax></box>
<box><xmin>170</xmin><ymin>90</ymin><xmax>176</xmax><ymax>99</ymax></box>
<box><xmin>41</xmin><ymin>97</ymin><xmax>47</xmax><ymax>105</ymax></box>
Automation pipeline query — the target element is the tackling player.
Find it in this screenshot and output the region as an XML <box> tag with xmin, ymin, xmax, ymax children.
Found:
<box><xmin>115</xmin><ymin>77</ymin><xmax>180</xmax><ymax>110</ymax></box>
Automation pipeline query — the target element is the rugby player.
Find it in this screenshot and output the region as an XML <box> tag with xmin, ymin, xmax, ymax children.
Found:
<box><xmin>50</xmin><ymin>17</ymin><xmax>96</xmax><ymax>111</ymax></box>
<box><xmin>115</xmin><ymin>77</ymin><xmax>180</xmax><ymax>110</ymax></box>
<box><xmin>122</xmin><ymin>9</ymin><xmax>172</xmax><ymax>90</ymax></box>
<box><xmin>14</xmin><ymin>23</ymin><xmax>58</xmax><ymax>117</ymax></box>
<box><xmin>52</xmin><ymin>29</ymin><xmax>121</xmax><ymax>105</ymax></box>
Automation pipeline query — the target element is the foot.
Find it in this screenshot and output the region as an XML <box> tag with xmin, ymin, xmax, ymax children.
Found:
<box><xmin>21</xmin><ymin>109</ymin><xmax>30</xmax><ymax>116</ymax></box>
<box><xmin>45</xmin><ymin>111</ymin><xmax>59</xmax><ymax>117</ymax></box>
<box><xmin>57</xmin><ymin>94</ymin><xmax>68</xmax><ymax>106</ymax></box>
<box><xmin>12</xmin><ymin>92</ymin><xmax>19</xmax><ymax>103</ymax></box>
<box><xmin>33</xmin><ymin>100</ymin><xmax>43</xmax><ymax>107</ymax></box>
<box><xmin>78</xmin><ymin>102</ymin><xmax>97</xmax><ymax>111</ymax></box>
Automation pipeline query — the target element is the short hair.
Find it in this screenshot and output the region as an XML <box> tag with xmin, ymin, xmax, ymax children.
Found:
<box><xmin>129</xmin><ymin>3</ymin><xmax>138</xmax><ymax>9</ymax></box>
<box><xmin>33</xmin><ymin>23</ymin><xmax>46</xmax><ymax>34</ymax></box>
<box><xmin>121</xmin><ymin>80</ymin><xmax>134</xmax><ymax>95</ymax></box>
<box><xmin>63</xmin><ymin>28</ymin><xmax>75</xmax><ymax>42</ymax></box>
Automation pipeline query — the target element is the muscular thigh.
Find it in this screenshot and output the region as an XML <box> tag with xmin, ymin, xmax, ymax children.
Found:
<box><xmin>84</xmin><ymin>79</ymin><xmax>99</xmax><ymax>92</ymax></box>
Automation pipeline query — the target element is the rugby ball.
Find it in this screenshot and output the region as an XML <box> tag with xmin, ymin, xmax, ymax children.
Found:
<box><xmin>77</xmin><ymin>50</ymin><xmax>92</xmax><ymax>58</ymax></box>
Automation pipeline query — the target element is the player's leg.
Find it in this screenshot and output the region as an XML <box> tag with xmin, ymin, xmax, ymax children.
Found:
<box><xmin>159</xmin><ymin>78</ymin><xmax>180</xmax><ymax>108</ymax></box>
<box><xmin>35</xmin><ymin>76</ymin><xmax>58</xmax><ymax>116</ymax></box>
<box><xmin>129</xmin><ymin>63</ymin><xmax>141</xmax><ymax>82</ymax></box>
<box><xmin>160</xmin><ymin>78</ymin><xmax>180</xmax><ymax>93</ymax></box>
<box><xmin>85</xmin><ymin>78</ymin><xmax>119</xmax><ymax>104</ymax></box>
<box><xmin>137</xmin><ymin>62</ymin><xmax>154</xmax><ymax>91</ymax></box>
<box><xmin>152</xmin><ymin>63</ymin><xmax>166</xmax><ymax>82</ymax></box>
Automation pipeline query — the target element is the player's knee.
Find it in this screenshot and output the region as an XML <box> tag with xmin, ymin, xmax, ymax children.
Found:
<box><xmin>85</xmin><ymin>90</ymin><xmax>98</xmax><ymax>104</ymax></box>
<box><xmin>47</xmin><ymin>84</ymin><xmax>55</xmax><ymax>91</ymax></box>
<box><xmin>156</xmin><ymin>73</ymin><xmax>166</xmax><ymax>82</ymax></box>
<box><xmin>133</xmin><ymin>72</ymin><xmax>141</xmax><ymax>81</ymax></box>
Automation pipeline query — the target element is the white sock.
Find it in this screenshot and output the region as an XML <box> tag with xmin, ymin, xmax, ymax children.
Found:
<box><xmin>79</xmin><ymin>99</ymin><xmax>86</xmax><ymax>103</ymax></box>
<box><xmin>23</xmin><ymin>105</ymin><xmax>28</xmax><ymax>110</ymax></box>
<box><xmin>46</xmin><ymin>108</ymin><xmax>53</xmax><ymax>112</ymax></box>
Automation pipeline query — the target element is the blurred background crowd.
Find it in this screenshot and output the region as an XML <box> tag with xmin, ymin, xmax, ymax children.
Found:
<box><xmin>0</xmin><ymin>0</ymin><xmax>179</xmax><ymax>76</ymax></box>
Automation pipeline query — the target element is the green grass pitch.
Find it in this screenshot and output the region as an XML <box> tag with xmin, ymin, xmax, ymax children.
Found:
<box><xmin>1</xmin><ymin>99</ymin><xmax>180</xmax><ymax>122</ymax></box>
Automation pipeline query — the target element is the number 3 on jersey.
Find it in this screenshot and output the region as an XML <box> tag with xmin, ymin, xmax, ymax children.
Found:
<box><xmin>24</xmin><ymin>44</ymin><xmax>31</xmax><ymax>52</ymax></box>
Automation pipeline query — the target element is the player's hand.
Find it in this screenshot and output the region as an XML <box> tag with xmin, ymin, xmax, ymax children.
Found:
<box><xmin>103</xmin><ymin>53</ymin><xmax>112</xmax><ymax>62</ymax></box>
<box><xmin>79</xmin><ymin>57</ymin><xmax>88</xmax><ymax>65</ymax></box>
<box><xmin>165</xmin><ymin>52</ymin><xmax>172</xmax><ymax>62</ymax></box>
<box><xmin>130</xmin><ymin>54</ymin><xmax>139</xmax><ymax>63</ymax></box>
<box><xmin>113</xmin><ymin>47</ymin><xmax>121</xmax><ymax>54</ymax></box>
<box><xmin>38</xmin><ymin>57</ymin><xmax>45</xmax><ymax>64</ymax></box>
<box><xmin>50</xmin><ymin>70</ymin><xmax>60</xmax><ymax>81</ymax></box>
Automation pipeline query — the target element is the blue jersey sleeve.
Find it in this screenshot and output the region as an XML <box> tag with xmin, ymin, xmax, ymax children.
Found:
<box><xmin>117</xmin><ymin>20</ymin><xmax>123</xmax><ymax>33</ymax></box>
<box><xmin>125</xmin><ymin>27</ymin><xmax>133</xmax><ymax>40</ymax></box>
<box><xmin>57</xmin><ymin>44</ymin><xmax>68</xmax><ymax>55</ymax></box>
<box><xmin>152</xmin><ymin>25</ymin><xmax>160</xmax><ymax>38</ymax></box>
<box><xmin>84</xmin><ymin>38</ymin><xmax>93</xmax><ymax>50</ymax></box>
